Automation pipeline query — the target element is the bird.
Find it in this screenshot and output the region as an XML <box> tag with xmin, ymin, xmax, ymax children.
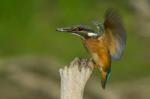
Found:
<box><xmin>56</xmin><ymin>9</ymin><xmax>126</xmax><ymax>89</ymax></box>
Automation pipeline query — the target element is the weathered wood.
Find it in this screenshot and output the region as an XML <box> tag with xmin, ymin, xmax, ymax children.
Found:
<box><xmin>59</xmin><ymin>58</ymin><xmax>94</xmax><ymax>99</ymax></box>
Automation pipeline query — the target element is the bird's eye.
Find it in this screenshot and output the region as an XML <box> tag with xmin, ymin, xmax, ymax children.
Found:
<box><xmin>77</xmin><ymin>27</ymin><xmax>84</xmax><ymax>31</ymax></box>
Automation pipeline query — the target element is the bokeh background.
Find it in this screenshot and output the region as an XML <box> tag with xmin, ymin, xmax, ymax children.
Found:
<box><xmin>0</xmin><ymin>0</ymin><xmax>150</xmax><ymax>99</ymax></box>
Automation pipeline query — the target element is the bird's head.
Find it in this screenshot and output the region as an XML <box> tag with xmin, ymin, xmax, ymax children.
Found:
<box><xmin>56</xmin><ymin>25</ymin><xmax>98</xmax><ymax>39</ymax></box>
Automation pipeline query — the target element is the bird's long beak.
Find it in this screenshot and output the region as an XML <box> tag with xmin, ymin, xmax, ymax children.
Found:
<box><xmin>56</xmin><ymin>26</ymin><xmax>90</xmax><ymax>39</ymax></box>
<box><xmin>56</xmin><ymin>27</ymin><xmax>76</xmax><ymax>33</ymax></box>
<box><xmin>56</xmin><ymin>26</ymin><xmax>86</xmax><ymax>38</ymax></box>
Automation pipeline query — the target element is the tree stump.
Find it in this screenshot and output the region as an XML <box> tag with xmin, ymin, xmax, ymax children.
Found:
<box><xmin>59</xmin><ymin>58</ymin><xmax>94</xmax><ymax>99</ymax></box>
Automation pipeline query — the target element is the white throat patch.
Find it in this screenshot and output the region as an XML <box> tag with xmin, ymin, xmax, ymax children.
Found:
<box><xmin>87</xmin><ymin>32</ymin><xmax>97</xmax><ymax>37</ymax></box>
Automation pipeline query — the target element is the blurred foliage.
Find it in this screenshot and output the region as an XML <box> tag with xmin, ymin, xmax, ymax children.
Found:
<box><xmin>0</xmin><ymin>0</ymin><xmax>149</xmax><ymax>81</ymax></box>
<box><xmin>0</xmin><ymin>0</ymin><xmax>150</xmax><ymax>99</ymax></box>
<box><xmin>0</xmin><ymin>0</ymin><xmax>131</xmax><ymax>59</ymax></box>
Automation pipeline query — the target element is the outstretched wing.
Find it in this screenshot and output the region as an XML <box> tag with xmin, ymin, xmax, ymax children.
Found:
<box><xmin>104</xmin><ymin>9</ymin><xmax>126</xmax><ymax>60</ymax></box>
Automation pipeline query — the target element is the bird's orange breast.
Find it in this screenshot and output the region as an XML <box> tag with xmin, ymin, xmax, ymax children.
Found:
<box><xmin>83</xmin><ymin>38</ymin><xmax>110</xmax><ymax>70</ymax></box>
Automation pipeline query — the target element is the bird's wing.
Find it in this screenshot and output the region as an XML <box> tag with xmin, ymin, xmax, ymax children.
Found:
<box><xmin>103</xmin><ymin>9</ymin><xmax>126</xmax><ymax>60</ymax></box>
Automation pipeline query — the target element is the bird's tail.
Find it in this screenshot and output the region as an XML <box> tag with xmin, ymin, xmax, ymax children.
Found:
<box><xmin>100</xmin><ymin>67</ymin><xmax>111</xmax><ymax>89</ymax></box>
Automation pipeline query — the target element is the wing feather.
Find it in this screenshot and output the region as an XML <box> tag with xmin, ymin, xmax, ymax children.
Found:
<box><xmin>104</xmin><ymin>9</ymin><xmax>126</xmax><ymax>60</ymax></box>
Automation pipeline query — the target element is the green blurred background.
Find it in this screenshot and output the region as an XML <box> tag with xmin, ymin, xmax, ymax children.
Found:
<box><xmin>0</xmin><ymin>0</ymin><xmax>150</xmax><ymax>99</ymax></box>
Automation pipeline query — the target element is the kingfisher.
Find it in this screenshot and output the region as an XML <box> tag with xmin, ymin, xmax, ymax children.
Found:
<box><xmin>56</xmin><ymin>9</ymin><xmax>126</xmax><ymax>89</ymax></box>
